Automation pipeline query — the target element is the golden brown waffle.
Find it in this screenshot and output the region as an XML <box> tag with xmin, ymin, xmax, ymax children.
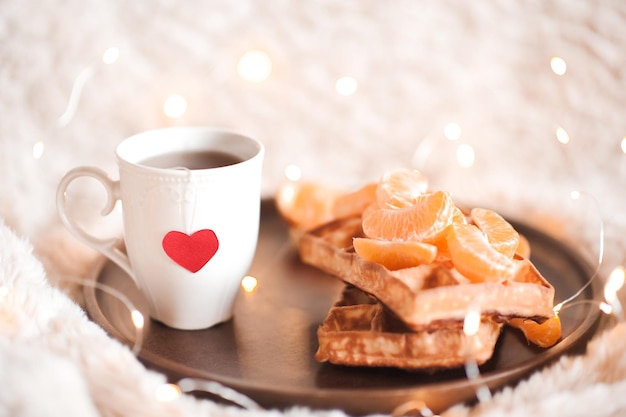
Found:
<box><xmin>297</xmin><ymin>216</ymin><xmax>556</xmax><ymax>332</ymax></box>
<box><xmin>316</xmin><ymin>285</ymin><xmax>503</xmax><ymax>370</ymax></box>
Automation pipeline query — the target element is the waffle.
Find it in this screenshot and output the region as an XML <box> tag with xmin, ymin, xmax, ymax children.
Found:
<box><xmin>297</xmin><ymin>215</ymin><xmax>556</xmax><ymax>332</ymax></box>
<box><xmin>316</xmin><ymin>285</ymin><xmax>503</xmax><ymax>370</ymax></box>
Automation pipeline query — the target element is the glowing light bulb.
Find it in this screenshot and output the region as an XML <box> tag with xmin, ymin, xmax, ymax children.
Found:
<box><xmin>131</xmin><ymin>309</ymin><xmax>145</xmax><ymax>329</ymax></box>
<box><xmin>556</xmin><ymin>127</ymin><xmax>570</xmax><ymax>144</ymax></box>
<box><xmin>155</xmin><ymin>383</ymin><xmax>182</xmax><ymax>402</ymax></box>
<box><xmin>456</xmin><ymin>144</ymin><xmax>475</xmax><ymax>168</ymax></box>
<box><xmin>0</xmin><ymin>286</ymin><xmax>7</xmax><ymax>298</ymax></box>
<box><xmin>463</xmin><ymin>308</ymin><xmax>481</xmax><ymax>336</ymax></box>
<box><xmin>444</xmin><ymin>122</ymin><xmax>462</xmax><ymax>141</ymax></box>
<box><xmin>163</xmin><ymin>94</ymin><xmax>187</xmax><ymax>119</ymax></box>
<box><xmin>621</xmin><ymin>137</ymin><xmax>626</xmax><ymax>154</ymax></box>
<box><xmin>237</xmin><ymin>50</ymin><xmax>272</xmax><ymax>82</ymax></box>
<box><xmin>284</xmin><ymin>164</ymin><xmax>302</xmax><ymax>181</ymax></box>
<box><xmin>102</xmin><ymin>47</ymin><xmax>119</xmax><ymax>65</ymax></box>
<box><xmin>599</xmin><ymin>302</ymin><xmax>613</xmax><ymax>315</ymax></box>
<box><xmin>32</xmin><ymin>141</ymin><xmax>45</xmax><ymax>159</ymax></box>
<box><xmin>570</xmin><ymin>190</ymin><xmax>581</xmax><ymax>200</ymax></box>
<box><xmin>550</xmin><ymin>56</ymin><xmax>567</xmax><ymax>76</ymax></box>
<box><xmin>241</xmin><ymin>276</ymin><xmax>258</xmax><ymax>293</ymax></box>
<box><xmin>605</xmin><ymin>266</ymin><xmax>625</xmax><ymax>304</ymax></box>
<box><xmin>335</xmin><ymin>76</ymin><xmax>358</xmax><ymax>96</ymax></box>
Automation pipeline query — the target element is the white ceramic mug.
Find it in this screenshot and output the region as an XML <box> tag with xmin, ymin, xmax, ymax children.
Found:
<box><xmin>57</xmin><ymin>127</ymin><xmax>264</xmax><ymax>330</ymax></box>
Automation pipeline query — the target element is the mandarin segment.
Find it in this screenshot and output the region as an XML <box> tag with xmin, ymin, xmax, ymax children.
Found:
<box><xmin>516</xmin><ymin>233</ymin><xmax>531</xmax><ymax>259</ymax></box>
<box><xmin>362</xmin><ymin>190</ymin><xmax>455</xmax><ymax>243</ymax></box>
<box><xmin>470</xmin><ymin>208</ymin><xmax>520</xmax><ymax>258</ymax></box>
<box><xmin>509</xmin><ymin>316</ymin><xmax>562</xmax><ymax>348</ymax></box>
<box><xmin>332</xmin><ymin>182</ymin><xmax>378</xmax><ymax>220</ymax></box>
<box><xmin>375</xmin><ymin>168</ymin><xmax>429</xmax><ymax>209</ymax></box>
<box><xmin>275</xmin><ymin>181</ymin><xmax>342</xmax><ymax>230</ymax></box>
<box><xmin>446</xmin><ymin>223</ymin><xmax>520</xmax><ymax>283</ymax></box>
<box><xmin>353</xmin><ymin>237</ymin><xmax>437</xmax><ymax>270</ymax></box>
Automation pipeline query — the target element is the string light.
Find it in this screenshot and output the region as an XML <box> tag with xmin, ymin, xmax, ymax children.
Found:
<box><xmin>56</xmin><ymin>46</ymin><xmax>119</xmax><ymax>129</ymax></box>
<box><xmin>462</xmin><ymin>305</ymin><xmax>492</xmax><ymax>404</ymax></box>
<box><xmin>554</xmin><ymin>190</ymin><xmax>605</xmax><ymax>312</ymax></box>
<box><xmin>237</xmin><ymin>50</ymin><xmax>272</xmax><ymax>82</ymax></box>
<box><xmin>284</xmin><ymin>164</ymin><xmax>302</xmax><ymax>181</ymax></box>
<box><xmin>335</xmin><ymin>76</ymin><xmax>358</xmax><ymax>96</ymax></box>
<box><xmin>456</xmin><ymin>143</ymin><xmax>475</xmax><ymax>168</ymax></box>
<box><xmin>550</xmin><ymin>56</ymin><xmax>567</xmax><ymax>76</ymax></box>
<box><xmin>463</xmin><ymin>308</ymin><xmax>481</xmax><ymax>337</ymax></box>
<box><xmin>604</xmin><ymin>266</ymin><xmax>625</xmax><ymax>319</ymax></box>
<box><xmin>58</xmin><ymin>275</ymin><xmax>145</xmax><ymax>355</ymax></box>
<box><xmin>32</xmin><ymin>141</ymin><xmax>45</xmax><ymax>159</ymax></box>
<box><xmin>131</xmin><ymin>309</ymin><xmax>145</xmax><ymax>330</ymax></box>
<box><xmin>444</xmin><ymin>122</ymin><xmax>462</xmax><ymax>141</ymax></box>
<box><xmin>392</xmin><ymin>400</ymin><xmax>437</xmax><ymax>417</ymax></box>
<box><xmin>241</xmin><ymin>275</ymin><xmax>258</xmax><ymax>293</ymax></box>
<box><xmin>102</xmin><ymin>47</ymin><xmax>120</xmax><ymax>65</ymax></box>
<box><xmin>556</xmin><ymin>127</ymin><xmax>570</xmax><ymax>144</ymax></box>
<box><xmin>155</xmin><ymin>383</ymin><xmax>182</xmax><ymax>402</ymax></box>
<box><xmin>176</xmin><ymin>378</ymin><xmax>262</xmax><ymax>410</ymax></box>
<box><xmin>163</xmin><ymin>94</ymin><xmax>188</xmax><ymax>119</ymax></box>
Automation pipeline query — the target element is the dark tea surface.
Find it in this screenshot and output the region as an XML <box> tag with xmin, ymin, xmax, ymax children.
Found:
<box><xmin>140</xmin><ymin>150</ymin><xmax>243</xmax><ymax>170</ymax></box>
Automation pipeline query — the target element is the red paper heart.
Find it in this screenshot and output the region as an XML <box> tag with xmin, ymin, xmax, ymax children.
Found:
<box><xmin>162</xmin><ymin>229</ymin><xmax>219</xmax><ymax>273</ymax></box>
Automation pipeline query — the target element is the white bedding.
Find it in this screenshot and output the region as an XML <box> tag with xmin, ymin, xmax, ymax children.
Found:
<box><xmin>2</xmin><ymin>1</ymin><xmax>626</xmax><ymax>416</ymax></box>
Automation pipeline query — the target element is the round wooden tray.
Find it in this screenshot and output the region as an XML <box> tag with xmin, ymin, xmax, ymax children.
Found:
<box><xmin>84</xmin><ymin>200</ymin><xmax>601</xmax><ymax>415</ymax></box>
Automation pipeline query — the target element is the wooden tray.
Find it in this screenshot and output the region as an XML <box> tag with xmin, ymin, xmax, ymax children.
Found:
<box><xmin>84</xmin><ymin>200</ymin><xmax>601</xmax><ymax>415</ymax></box>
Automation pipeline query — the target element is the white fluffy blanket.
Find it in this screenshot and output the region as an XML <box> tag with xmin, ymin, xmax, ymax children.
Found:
<box><xmin>2</xmin><ymin>1</ymin><xmax>626</xmax><ymax>416</ymax></box>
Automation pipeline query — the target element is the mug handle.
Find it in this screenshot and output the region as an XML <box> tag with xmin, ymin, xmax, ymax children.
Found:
<box><xmin>56</xmin><ymin>167</ymin><xmax>135</xmax><ymax>283</ymax></box>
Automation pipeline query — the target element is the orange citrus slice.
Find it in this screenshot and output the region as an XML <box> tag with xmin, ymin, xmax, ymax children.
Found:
<box><xmin>362</xmin><ymin>190</ymin><xmax>455</xmax><ymax>243</ymax></box>
<box><xmin>516</xmin><ymin>233</ymin><xmax>531</xmax><ymax>259</ymax></box>
<box><xmin>509</xmin><ymin>316</ymin><xmax>562</xmax><ymax>348</ymax></box>
<box><xmin>375</xmin><ymin>168</ymin><xmax>429</xmax><ymax>209</ymax></box>
<box><xmin>332</xmin><ymin>182</ymin><xmax>378</xmax><ymax>220</ymax></box>
<box><xmin>446</xmin><ymin>223</ymin><xmax>520</xmax><ymax>282</ymax></box>
<box><xmin>353</xmin><ymin>238</ymin><xmax>437</xmax><ymax>270</ymax></box>
<box><xmin>470</xmin><ymin>208</ymin><xmax>519</xmax><ymax>258</ymax></box>
<box><xmin>275</xmin><ymin>181</ymin><xmax>342</xmax><ymax>230</ymax></box>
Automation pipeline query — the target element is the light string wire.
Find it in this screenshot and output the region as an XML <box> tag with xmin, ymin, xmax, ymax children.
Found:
<box><xmin>57</xmin><ymin>274</ymin><xmax>145</xmax><ymax>356</ymax></box>
<box><xmin>554</xmin><ymin>190</ymin><xmax>605</xmax><ymax>312</ymax></box>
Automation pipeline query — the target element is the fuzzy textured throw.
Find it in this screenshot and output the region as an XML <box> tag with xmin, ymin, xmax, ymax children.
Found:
<box><xmin>1</xmin><ymin>1</ymin><xmax>626</xmax><ymax>416</ymax></box>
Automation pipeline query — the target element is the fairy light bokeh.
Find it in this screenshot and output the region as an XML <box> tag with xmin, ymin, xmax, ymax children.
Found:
<box><xmin>102</xmin><ymin>47</ymin><xmax>120</xmax><ymax>65</ymax></box>
<box><xmin>335</xmin><ymin>76</ymin><xmax>358</xmax><ymax>96</ymax></box>
<box><xmin>556</xmin><ymin>126</ymin><xmax>570</xmax><ymax>144</ymax></box>
<box><xmin>444</xmin><ymin>122</ymin><xmax>462</xmax><ymax>141</ymax></box>
<box><xmin>237</xmin><ymin>50</ymin><xmax>272</xmax><ymax>82</ymax></box>
<box><xmin>550</xmin><ymin>56</ymin><xmax>567</xmax><ymax>75</ymax></box>
<box><xmin>155</xmin><ymin>383</ymin><xmax>182</xmax><ymax>402</ymax></box>
<box><xmin>284</xmin><ymin>164</ymin><xmax>302</xmax><ymax>181</ymax></box>
<box><xmin>163</xmin><ymin>94</ymin><xmax>188</xmax><ymax>119</ymax></box>
<box><xmin>241</xmin><ymin>275</ymin><xmax>258</xmax><ymax>293</ymax></box>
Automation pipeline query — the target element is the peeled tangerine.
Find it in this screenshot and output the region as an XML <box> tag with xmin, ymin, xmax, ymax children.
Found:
<box><xmin>375</xmin><ymin>168</ymin><xmax>429</xmax><ymax>209</ymax></box>
<box><xmin>446</xmin><ymin>223</ymin><xmax>520</xmax><ymax>283</ymax></box>
<box><xmin>353</xmin><ymin>238</ymin><xmax>437</xmax><ymax>270</ymax></box>
<box><xmin>470</xmin><ymin>207</ymin><xmax>520</xmax><ymax>258</ymax></box>
<box><xmin>509</xmin><ymin>316</ymin><xmax>562</xmax><ymax>348</ymax></box>
<box><xmin>275</xmin><ymin>181</ymin><xmax>343</xmax><ymax>231</ymax></box>
<box><xmin>362</xmin><ymin>190</ymin><xmax>455</xmax><ymax>243</ymax></box>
